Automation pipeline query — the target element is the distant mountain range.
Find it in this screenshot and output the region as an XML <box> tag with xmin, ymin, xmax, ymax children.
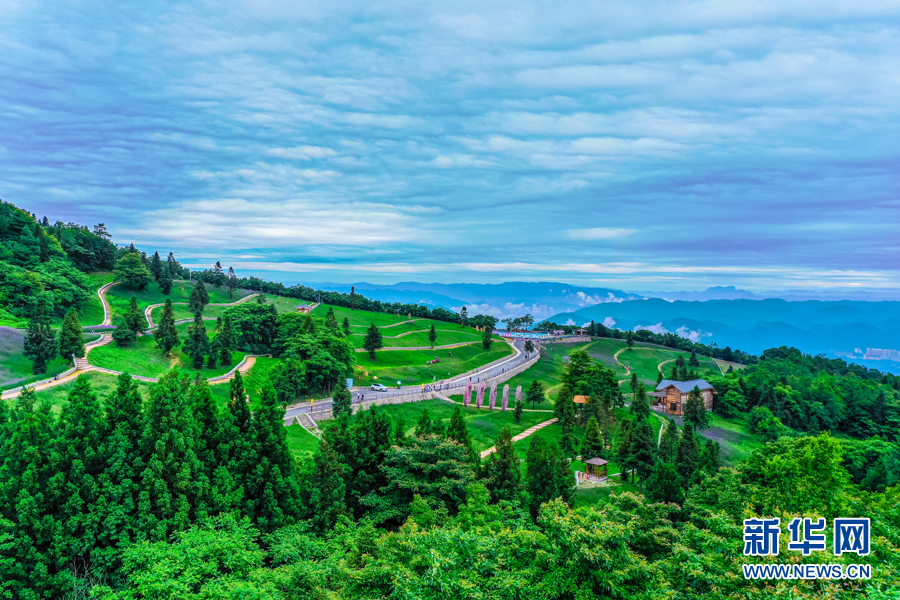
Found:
<box><xmin>283</xmin><ymin>278</ymin><xmax>900</xmax><ymax>372</ymax></box>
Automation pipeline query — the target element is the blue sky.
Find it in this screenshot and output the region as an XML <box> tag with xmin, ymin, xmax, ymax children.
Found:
<box><xmin>2</xmin><ymin>0</ymin><xmax>899</xmax><ymax>293</ymax></box>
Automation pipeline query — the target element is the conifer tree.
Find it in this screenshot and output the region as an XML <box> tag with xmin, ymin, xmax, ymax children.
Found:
<box><xmin>526</xmin><ymin>379</ymin><xmax>544</xmax><ymax>409</ymax></box>
<box><xmin>630</xmin><ymin>419</ymin><xmax>656</xmax><ymax>492</ymax></box>
<box><xmin>394</xmin><ymin>416</ymin><xmax>408</xmax><ymax>446</ymax></box>
<box><xmin>157</xmin><ymin>261</ymin><xmax>173</xmax><ymax>295</ymax></box>
<box><xmin>630</xmin><ymin>383</ymin><xmax>650</xmax><ymax>420</ymax></box>
<box><xmin>183</xmin><ymin>313</ymin><xmax>210</xmax><ymax>369</ymax></box>
<box><xmin>138</xmin><ymin>371</ymin><xmax>205</xmax><ymax>542</ymax></box>
<box><xmin>626</xmin><ymin>331</ymin><xmax>634</xmax><ymax>349</ymax></box>
<box><xmin>23</xmin><ymin>298</ymin><xmax>56</xmax><ymax>374</ymax></box>
<box><xmin>58</xmin><ymin>308</ymin><xmax>85</xmax><ymax>359</ymax></box>
<box><xmin>217</xmin><ymin>371</ymin><xmax>258</xmax><ymax>518</ymax></box>
<box><xmin>582</xmin><ymin>416</ymin><xmax>604</xmax><ymax>461</ymax></box>
<box><xmin>684</xmin><ymin>386</ymin><xmax>709</xmax><ymax>430</ymax></box>
<box><xmin>326</xmin><ymin>307</ymin><xmax>338</xmax><ymax>329</ymax></box>
<box><xmin>364</xmin><ymin>323</ymin><xmax>383</xmax><ymax>359</ymax></box>
<box><xmin>154</xmin><ymin>299</ymin><xmax>178</xmax><ymax>355</ymax></box>
<box><xmin>251</xmin><ymin>382</ymin><xmax>301</xmax><ymax>531</ymax></box>
<box><xmin>676</xmin><ymin>423</ymin><xmax>699</xmax><ymax>483</ymax></box>
<box><xmin>226</xmin><ymin>266</ymin><xmax>238</xmax><ymax>298</ymax></box>
<box><xmin>515</xmin><ymin>398</ymin><xmax>523</xmax><ymax>423</ymax></box>
<box><xmin>645</xmin><ymin>462</ymin><xmax>684</xmax><ymax>505</ymax></box>
<box><xmin>483</xmin><ymin>426</ymin><xmax>521</xmax><ymax>503</ymax></box>
<box><xmin>150</xmin><ymin>251</ymin><xmax>163</xmax><ymax>281</ymax></box>
<box><xmin>414</xmin><ymin>409</ymin><xmax>435</xmax><ymax>437</ymax></box>
<box><xmin>189</xmin><ymin>279</ymin><xmax>210</xmax><ymax>314</ymax></box>
<box><xmin>307</xmin><ymin>440</ymin><xmax>349</xmax><ymax>533</ymax></box>
<box><xmin>342</xmin><ymin>316</ymin><xmax>351</xmax><ymax>335</ymax></box>
<box><xmin>459</xmin><ymin>306</ymin><xmax>468</xmax><ymax>327</ymax></box>
<box><xmin>525</xmin><ymin>436</ymin><xmax>574</xmax><ymax>519</ymax></box>
<box><xmin>429</xmin><ymin>323</ymin><xmax>437</xmax><ymax>348</ymax></box>
<box><xmin>219</xmin><ymin>315</ymin><xmax>234</xmax><ymax>365</ymax></box>
<box><xmin>482</xmin><ymin>327</ymin><xmax>493</xmax><ymax>350</ymax></box>
<box><xmin>331</xmin><ymin>378</ymin><xmax>353</xmax><ymax>420</ymax></box>
<box><xmin>689</xmin><ymin>349</ymin><xmax>700</xmax><ymax>367</ymax></box>
<box><xmin>125</xmin><ymin>295</ymin><xmax>145</xmax><ymax>336</ymax></box>
<box><xmin>212</xmin><ymin>261</ymin><xmax>225</xmax><ymax>287</ymax></box>
<box><xmin>446</xmin><ymin>406</ymin><xmax>478</xmax><ymax>466</ymax></box>
<box><xmin>559</xmin><ymin>393</ymin><xmax>577</xmax><ymax>456</ymax></box>
<box><xmin>658</xmin><ymin>420</ymin><xmax>680</xmax><ymax>463</ymax></box>
<box><xmin>616</xmin><ymin>419</ymin><xmax>634</xmax><ymax>482</ymax></box>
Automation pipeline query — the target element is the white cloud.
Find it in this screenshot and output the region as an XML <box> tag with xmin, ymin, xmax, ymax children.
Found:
<box><xmin>565</xmin><ymin>318</ymin><xmax>576</xmax><ymax>326</ymax></box>
<box><xmin>634</xmin><ymin>322</ymin><xmax>669</xmax><ymax>334</ymax></box>
<box><xmin>602</xmin><ymin>317</ymin><xmax>617</xmax><ymax>328</ymax></box>
<box><xmin>676</xmin><ymin>325</ymin><xmax>711</xmax><ymax>343</ymax></box>
<box><xmin>574</xmin><ymin>291</ymin><xmax>625</xmax><ymax>306</ymax></box>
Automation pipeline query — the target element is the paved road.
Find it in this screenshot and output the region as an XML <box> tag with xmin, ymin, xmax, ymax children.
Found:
<box><xmin>284</xmin><ymin>339</ymin><xmax>537</xmax><ymax>419</ymax></box>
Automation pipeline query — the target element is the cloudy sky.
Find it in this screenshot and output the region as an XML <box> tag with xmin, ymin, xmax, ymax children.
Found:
<box><xmin>2</xmin><ymin>0</ymin><xmax>899</xmax><ymax>293</ymax></box>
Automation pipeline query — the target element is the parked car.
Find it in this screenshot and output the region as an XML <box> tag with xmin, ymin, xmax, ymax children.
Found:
<box><xmin>371</xmin><ymin>383</ymin><xmax>388</xmax><ymax>392</ymax></box>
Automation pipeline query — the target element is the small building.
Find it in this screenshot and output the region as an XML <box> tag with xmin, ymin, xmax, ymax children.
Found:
<box><xmin>650</xmin><ymin>379</ymin><xmax>716</xmax><ymax>415</ymax></box>
<box><xmin>584</xmin><ymin>457</ymin><xmax>608</xmax><ymax>478</ymax></box>
<box><xmin>573</xmin><ymin>395</ymin><xmax>589</xmax><ymax>404</ymax></box>
<box><xmin>574</xmin><ymin>327</ymin><xmax>588</xmax><ymax>336</ymax></box>
<box><xmin>295</xmin><ymin>302</ymin><xmax>314</xmax><ymax>314</ymax></box>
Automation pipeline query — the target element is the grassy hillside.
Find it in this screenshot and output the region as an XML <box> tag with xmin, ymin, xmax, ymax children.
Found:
<box><xmin>0</xmin><ymin>327</ymin><xmax>72</xmax><ymax>390</ymax></box>
<box><xmin>15</xmin><ymin>371</ymin><xmax>143</xmax><ymax>413</ymax></box>
<box><xmin>106</xmin><ymin>280</ymin><xmax>251</xmax><ymax>323</ymax></box>
<box><xmin>89</xmin><ymin>321</ymin><xmax>246</xmax><ymax>379</ymax></box>
<box><xmin>353</xmin><ymin>342</ymin><xmax>513</xmax><ymax>387</ymax></box>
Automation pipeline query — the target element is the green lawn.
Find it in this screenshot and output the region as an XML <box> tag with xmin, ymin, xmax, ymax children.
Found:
<box><xmin>348</xmin><ymin>328</ymin><xmax>483</xmax><ymax>350</ymax></box>
<box><xmin>314</xmin><ymin>304</ymin><xmax>413</xmax><ymax>328</ymax></box>
<box><xmin>353</xmin><ymin>342</ymin><xmax>513</xmax><ymax>388</ymax></box>
<box><xmin>0</xmin><ymin>327</ymin><xmax>74</xmax><ymax>390</ymax></box>
<box><xmin>89</xmin><ymin>321</ymin><xmax>246</xmax><ymax>379</ymax></box>
<box><xmin>105</xmin><ymin>280</ymin><xmax>250</xmax><ymax>323</ymax></box>
<box><xmin>575</xmin><ymin>482</ymin><xmax>640</xmax><ymax>507</ymax></box>
<box><xmin>16</xmin><ymin>371</ymin><xmax>144</xmax><ymax>413</ymax></box>
<box><xmin>80</xmin><ymin>272</ymin><xmax>116</xmax><ymax>325</ymax></box>
<box><xmin>285</xmin><ymin>424</ymin><xmax>322</xmax><ymax>459</ymax></box>
<box><xmin>502</xmin><ymin>341</ymin><xmax>599</xmax><ymax>404</ymax></box>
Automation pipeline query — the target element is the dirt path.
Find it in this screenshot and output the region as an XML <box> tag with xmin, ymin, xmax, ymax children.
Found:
<box><xmin>83</xmin><ymin>281</ymin><xmax>119</xmax><ymax>327</ymax></box>
<box><xmin>480</xmin><ymin>417</ymin><xmax>558</xmax><ymax>459</ymax></box>
<box><xmin>354</xmin><ymin>340</ymin><xmax>480</xmax><ymax>352</ymax></box>
<box><xmin>658</xmin><ymin>359</ymin><xmax>675</xmax><ymax>374</ymax></box>
<box><xmin>144</xmin><ymin>292</ymin><xmax>260</xmax><ymax>328</ymax></box>
<box><xmin>350</xmin><ymin>318</ymin><xmax>425</xmax><ymax>329</ymax></box>
<box><xmin>350</xmin><ymin>328</ymin><xmax>468</xmax><ymax>339</ymax></box>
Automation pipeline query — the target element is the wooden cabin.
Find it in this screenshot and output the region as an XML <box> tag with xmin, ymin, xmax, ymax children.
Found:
<box><xmin>649</xmin><ymin>379</ymin><xmax>716</xmax><ymax>415</ymax></box>
<box><xmin>584</xmin><ymin>457</ymin><xmax>608</xmax><ymax>478</ymax></box>
<box><xmin>295</xmin><ymin>302</ymin><xmax>314</xmax><ymax>314</ymax></box>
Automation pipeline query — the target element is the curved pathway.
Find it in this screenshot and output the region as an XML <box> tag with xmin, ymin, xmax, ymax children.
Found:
<box><xmin>144</xmin><ymin>292</ymin><xmax>260</xmax><ymax>328</ymax></box>
<box><xmin>350</xmin><ymin>318</ymin><xmax>425</xmax><ymax>329</ymax></box>
<box><xmin>658</xmin><ymin>358</ymin><xmax>676</xmax><ymax>374</ymax></box>
<box><xmin>350</xmin><ymin>328</ymin><xmax>472</xmax><ymax>339</ymax></box>
<box><xmin>354</xmin><ymin>340</ymin><xmax>480</xmax><ymax>352</ymax></box>
<box><xmin>480</xmin><ymin>418</ymin><xmax>558</xmax><ymax>459</ymax></box>
<box><xmin>83</xmin><ymin>281</ymin><xmax>119</xmax><ymax>328</ymax></box>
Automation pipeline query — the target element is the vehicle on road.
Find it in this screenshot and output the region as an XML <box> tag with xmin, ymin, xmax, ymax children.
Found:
<box><xmin>371</xmin><ymin>383</ymin><xmax>388</xmax><ymax>392</ymax></box>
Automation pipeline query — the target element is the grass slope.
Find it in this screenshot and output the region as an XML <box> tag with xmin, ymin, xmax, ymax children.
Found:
<box><xmin>353</xmin><ymin>342</ymin><xmax>513</xmax><ymax>387</ymax></box>
<box><xmin>106</xmin><ymin>280</ymin><xmax>250</xmax><ymax>323</ymax></box>
<box><xmin>0</xmin><ymin>327</ymin><xmax>75</xmax><ymax>390</ymax></box>
<box><xmin>18</xmin><ymin>371</ymin><xmax>144</xmax><ymax>413</ymax></box>
<box><xmin>89</xmin><ymin>320</ymin><xmax>245</xmax><ymax>379</ymax></box>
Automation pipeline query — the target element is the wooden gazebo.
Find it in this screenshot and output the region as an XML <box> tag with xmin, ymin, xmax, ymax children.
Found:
<box><xmin>573</xmin><ymin>395</ymin><xmax>589</xmax><ymax>405</ymax></box>
<box><xmin>584</xmin><ymin>457</ymin><xmax>608</xmax><ymax>478</ymax></box>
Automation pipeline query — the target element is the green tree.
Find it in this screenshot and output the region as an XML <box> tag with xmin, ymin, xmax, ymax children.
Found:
<box><xmin>57</xmin><ymin>308</ymin><xmax>85</xmax><ymax>359</ymax></box>
<box><xmin>124</xmin><ymin>295</ymin><xmax>145</xmax><ymax>336</ymax></box>
<box><xmin>306</xmin><ymin>440</ymin><xmax>349</xmax><ymax>533</ymax></box>
<box><xmin>630</xmin><ymin>383</ymin><xmax>650</xmax><ymax>420</ymax></box>
<box><xmin>658</xmin><ymin>420</ymin><xmax>680</xmax><ymax>463</ymax></box>
<box><xmin>525</xmin><ymin>435</ymin><xmax>574</xmax><ymax>519</ymax></box>
<box><xmin>251</xmin><ymin>382</ymin><xmax>301</xmax><ymax>531</ymax></box>
<box><xmin>114</xmin><ymin>251</ymin><xmax>152</xmax><ymax>290</ymax></box>
<box><xmin>689</xmin><ymin>349</ymin><xmax>700</xmax><ymax>367</ymax></box>
<box><xmin>483</xmin><ymin>427</ymin><xmax>521</xmax><ymax>503</ymax></box>
<box><xmin>428</xmin><ymin>323</ymin><xmax>437</xmax><ymax>348</ymax></box>
<box><xmin>157</xmin><ymin>260</ymin><xmax>173</xmax><ymax>295</ymax></box>
<box><xmin>183</xmin><ymin>312</ymin><xmax>210</xmax><ymax>369</ymax></box>
<box><xmin>342</xmin><ymin>316</ymin><xmax>351</xmax><ymax>335</ymax></box>
<box><xmin>717</xmin><ymin>389</ymin><xmax>745</xmax><ymax>418</ymax></box>
<box><xmin>683</xmin><ymin>386</ymin><xmax>709</xmax><ymax>430</ymax></box>
<box><xmin>615</xmin><ymin>419</ymin><xmax>634</xmax><ymax>482</ymax></box>
<box><xmin>558</xmin><ymin>391</ymin><xmax>577</xmax><ymax>456</ymax></box>
<box><xmin>219</xmin><ymin>315</ymin><xmax>234</xmax><ymax>365</ymax></box>
<box><xmin>459</xmin><ymin>306</ymin><xmax>468</xmax><ymax>327</ymax></box>
<box><xmin>23</xmin><ymin>302</ymin><xmax>56</xmax><ymax>374</ymax></box>
<box><xmin>581</xmin><ymin>416</ymin><xmax>604</xmax><ymax>461</ymax></box>
<box><xmin>415</xmin><ymin>408</ymin><xmax>435</xmax><ymax>437</ymax></box>
<box><xmin>331</xmin><ymin>378</ymin><xmax>353</xmax><ymax>420</ymax></box>
<box><xmin>629</xmin><ymin>419</ymin><xmax>656</xmax><ymax>492</ymax></box>
<box><xmin>446</xmin><ymin>406</ymin><xmax>478</xmax><ymax>466</ymax></box>
<box><xmin>189</xmin><ymin>279</ymin><xmax>210</xmax><ymax>314</ymax></box>
<box><xmin>676</xmin><ymin>423</ymin><xmax>699</xmax><ymax>483</ymax></box>
<box><xmin>149</xmin><ymin>250</ymin><xmax>163</xmax><ymax>281</ymax></box>
<box><xmin>626</xmin><ymin>330</ymin><xmax>634</xmax><ymax>349</ymax></box>
<box><xmin>514</xmin><ymin>398</ymin><xmax>523</xmax><ymax>423</ymax></box>
<box><xmin>154</xmin><ymin>298</ymin><xmax>178</xmax><ymax>355</ymax></box>
<box><xmin>526</xmin><ymin>379</ymin><xmax>544</xmax><ymax>409</ymax></box>
<box><xmin>226</xmin><ymin>266</ymin><xmax>239</xmax><ymax>298</ymax></box>
<box><xmin>645</xmin><ymin>462</ymin><xmax>684</xmax><ymax>505</ymax></box>
<box><xmin>482</xmin><ymin>327</ymin><xmax>493</xmax><ymax>350</ymax></box>
<box><xmin>363</xmin><ymin>323</ymin><xmax>383</xmax><ymax>359</ymax></box>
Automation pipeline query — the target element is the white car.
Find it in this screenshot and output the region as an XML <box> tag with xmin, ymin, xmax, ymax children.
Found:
<box><xmin>371</xmin><ymin>383</ymin><xmax>388</xmax><ymax>392</ymax></box>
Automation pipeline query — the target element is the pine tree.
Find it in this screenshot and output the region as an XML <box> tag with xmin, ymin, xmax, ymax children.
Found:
<box><xmin>306</xmin><ymin>440</ymin><xmax>349</xmax><ymax>533</ymax></box>
<box><xmin>525</xmin><ymin>436</ymin><xmax>574</xmax><ymax>519</ymax></box>
<box><xmin>342</xmin><ymin>316</ymin><xmax>351</xmax><ymax>335</ymax></box>
<box><xmin>23</xmin><ymin>299</ymin><xmax>56</xmax><ymax>374</ymax></box>
<box><xmin>226</xmin><ymin>266</ymin><xmax>238</xmax><ymax>298</ymax></box>
<box><xmin>459</xmin><ymin>306</ymin><xmax>468</xmax><ymax>327</ymax></box>
<box><xmin>676</xmin><ymin>423</ymin><xmax>699</xmax><ymax>483</ymax></box>
<box><xmin>626</xmin><ymin>331</ymin><xmax>634</xmax><ymax>349</ymax></box>
<box><xmin>394</xmin><ymin>416</ymin><xmax>408</xmax><ymax>446</ymax></box>
<box><xmin>219</xmin><ymin>316</ymin><xmax>234</xmax><ymax>365</ymax></box>
<box><xmin>154</xmin><ymin>299</ymin><xmax>178</xmax><ymax>355</ymax></box>
<box><xmin>364</xmin><ymin>323</ymin><xmax>383</xmax><ymax>359</ymax></box>
<box><xmin>581</xmin><ymin>416</ymin><xmax>604</xmax><ymax>461</ymax></box>
<box><xmin>428</xmin><ymin>324</ymin><xmax>437</xmax><ymax>348</ymax></box>
<box><xmin>683</xmin><ymin>386</ymin><xmax>709</xmax><ymax>430</ymax></box>
<box><xmin>482</xmin><ymin>327</ymin><xmax>493</xmax><ymax>350</ymax></box>
<box><xmin>526</xmin><ymin>379</ymin><xmax>544</xmax><ymax>409</ymax></box>
<box><xmin>689</xmin><ymin>350</ymin><xmax>700</xmax><ymax>368</ymax></box>
<box><xmin>514</xmin><ymin>398</ymin><xmax>523</xmax><ymax>423</ymax></box>
<box><xmin>251</xmin><ymin>382</ymin><xmax>301</xmax><ymax>531</ymax></box>
<box><xmin>630</xmin><ymin>383</ymin><xmax>650</xmax><ymax>420</ymax></box>
<box><xmin>629</xmin><ymin>419</ymin><xmax>656</xmax><ymax>492</ymax></box>
<box><xmin>331</xmin><ymin>378</ymin><xmax>353</xmax><ymax>420</ymax></box>
<box><xmin>138</xmin><ymin>371</ymin><xmax>205</xmax><ymax>542</ymax></box>
<box><xmin>157</xmin><ymin>261</ymin><xmax>173</xmax><ymax>295</ymax></box>
<box><xmin>483</xmin><ymin>427</ymin><xmax>521</xmax><ymax>503</ymax></box>
<box><xmin>216</xmin><ymin>371</ymin><xmax>258</xmax><ymax>519</ymax></box>
<box><xmin>124</xmin><ymin>295</ymin><xmax>145</xmax><ymax>336</ymax></box>
<box><xmin>645</xmin><ymin>462</ymin><xmax>684</xmax><ymax>505</ymax></box>
<box><xmin>559</xmin><ymin>393</ymin><xmax>577</xmax><ymax>456</ymax></box>
<box><xmin>212</xmin><ymin>261</ymin><xmax>225</xmax><ymax>287</ymax></box>
<box><xmin>58</xmin><ymin>308</ymin><xmax>85</xmax><ymax>359</ymax></box>
<box><xmin>658</xmin><ymin>420</ymin><xmax>680</xmax><ymax>463</ymax></box>
<box><xmin>446</xmin><ymin>406</ymin><xmax>478</xmax><ymax>466</ymax></box>
<box><xmin>189</xmin><ymin>280</ymin><xmax>210</xmax><ymax>315</ymax></box>
<box><xmin>190</xmin><ymin>377</ymin><xmax>219</xmax><ymax>476</ymax></box>
<box><xmin>183</xmin><ymin>312</ymin><xmax>210</xmax><ymax>369</ymax></box>
<box><xmin>415</xmin><ymin>408</ymin><xmax>434</xmax><ymax>437</ymax></box>
<box><xmin>150</xmin><ymin>251</ymin><xmax>163</xmax><ymax>281</ymax></box>
<box><xmin>616</xmin><ymin>419</ymin><xmax>634</xmax><ymax>482</ymax></box>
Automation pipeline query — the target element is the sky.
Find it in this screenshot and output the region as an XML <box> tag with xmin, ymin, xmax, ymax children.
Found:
<box><xmin>2</xmin><ymin>0</ymin><xmax>900</xmax><ymax>293</ymax></box>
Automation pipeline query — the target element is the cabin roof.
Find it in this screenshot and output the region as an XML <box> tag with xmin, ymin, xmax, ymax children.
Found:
<box><xmin>585</xmin><ymin>457</ymin><xmax>608</xmax><ymax>466</ymax></box>
<box><xmin>573</xmin><ymin>395</ymin><xmax>589</xmax><ymax>404</ymax></box>
<box><xmin>655</xmin><ymin>379</ymin><xmax>714</xmax><ymax>393</ymax></box>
